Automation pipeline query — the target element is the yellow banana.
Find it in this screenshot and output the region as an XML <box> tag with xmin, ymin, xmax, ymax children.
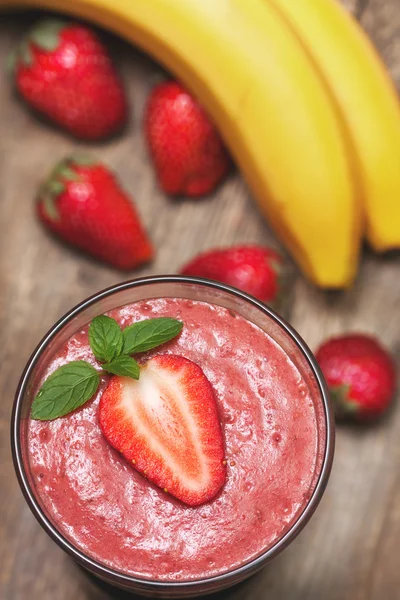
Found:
<box><xmin>0</xmin><ymin>0</ymin><xmax>361</xmax><ymax>287</ymax></box>
<box><xmin>268</xmin><ymin>0</ymin><xmax>400</xmax><ymax>251</ymax></box>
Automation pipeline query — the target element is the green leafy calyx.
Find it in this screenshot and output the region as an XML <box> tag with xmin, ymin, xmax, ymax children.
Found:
<box><xmin>8</xmin><ymin>19</ymin><xmax>67</xmax><ymax>76</ymax></box>
<box><xmin>29</xmin><ymin>19</ymin><xmax>66</xmax><ymax>53</ymax></box>
<box><xmin>69</xmin><ymin>153</ymin><xmax>97</xmax><ymax>167</ymax></box>
<box><xmin>330</xmin><ymin>384</ymin><xmax>359</xmax><ymax>420</ymax></box>
<box><xmin>38</xmin><ymin>154</ymin><xmax>98</xmax><ymax>221</ymax></box>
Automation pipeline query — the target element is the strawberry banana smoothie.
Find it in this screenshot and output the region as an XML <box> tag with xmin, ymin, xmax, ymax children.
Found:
<box><xmin>27</xmin><ymin>297</ymin><xmax>323</xmax><ymax>581</ymax></box>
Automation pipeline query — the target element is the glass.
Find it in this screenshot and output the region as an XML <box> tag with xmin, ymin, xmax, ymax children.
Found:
<box><xmin>11</xmin><ymin>276</ymin><xmax>334</xmax><ymax>598</ymax></box>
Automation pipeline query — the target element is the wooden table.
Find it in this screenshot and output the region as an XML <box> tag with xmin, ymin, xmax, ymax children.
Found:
<box><xmin>0</xmin><ymin>2</ymin><xmax>399</xmax><ymax>599</ymax></box>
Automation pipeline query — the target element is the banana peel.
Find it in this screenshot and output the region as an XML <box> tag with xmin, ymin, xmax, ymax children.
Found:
<box><xmin>270</xmin><ymin>0</ymin><xmax>400</xmax><ymax>252</ymax></box>
<box><xmin>1</xmin><ymin>0</ymin><xmax>366</xmax><ymax>288</ymax></box>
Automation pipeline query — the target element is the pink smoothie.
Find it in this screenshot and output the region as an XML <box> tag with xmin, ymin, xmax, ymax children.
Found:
<box><xmin>28</xmin><ymin>298</ymin><xmax>322</xmax><ymax>581</ymax></box>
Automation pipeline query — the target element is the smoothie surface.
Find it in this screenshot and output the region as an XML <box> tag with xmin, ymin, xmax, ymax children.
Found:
<box><xmin>28</xmin><ymin>298</ymin><xmax>322</xmax><ymax>581</ymax></box>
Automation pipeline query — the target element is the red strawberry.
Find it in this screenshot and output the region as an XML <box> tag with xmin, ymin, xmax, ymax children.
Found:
<box><xmin>9</xmin><ymin>19</ymin><xmax>127</xmax><ymax>140</ymax></box>
<box><xmin>145</xmin><ymin>81</ymin><xmax>230</xmax><ymax>197</ymax></box>
<box><xmin>316</xmin><ymin>334</ymin><xmax>396</xmax><ymax>421</ymax></box>
<box><xmin>181</xmin><ymin>245</ymin><xmax>283</xmax><ymax>305</ymax></box>
<box><xmin>37</xmin><ymin>154</ymin><xmax>153</xmax><ymax>269</ymax></box>
<box><xmin>99</xmin><ymin>355</ymin><xmax>226</xmax><ymax>506</ymax></box>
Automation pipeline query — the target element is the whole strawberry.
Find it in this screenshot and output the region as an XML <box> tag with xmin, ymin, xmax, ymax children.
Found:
<box><xmin>316</xmin><ymin>334</ymin><xmax>396</xmax><ymax>421</ymax></box>
<box><xmin>37</xmin><ymin>154</ymin><xmax>153</xmax><ymax>269</ymax></box>
<box><xmin>145</xmin><ymin>81</ymin><xmax>230</xmax><ymax>197</ymax></box>
<box><xmin>9</xmin><ymin>19</ymin><xmax>127</xmax><ymax>139</ymax></box>
<box><xmin>181</xmin><ymin>245</ymin><xmax>283</xmax><ymax>305</ymax></box>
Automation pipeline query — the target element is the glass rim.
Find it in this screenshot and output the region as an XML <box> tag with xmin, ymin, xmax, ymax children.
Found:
<box><xmin>11</xmin><ymin>275</ymin><xmax>335</xmax><ymax>591</ymax></box>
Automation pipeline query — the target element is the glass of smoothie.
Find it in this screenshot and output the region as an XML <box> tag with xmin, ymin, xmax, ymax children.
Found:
<box><xmin>11</xmin><ymin>276</ymin><xmax>334</xmax><ymax>598</ymax></box>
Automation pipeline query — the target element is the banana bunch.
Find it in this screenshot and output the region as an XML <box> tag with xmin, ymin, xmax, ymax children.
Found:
<box><xmin>1</xmin><ymin>0</ymin><xmax>399</xmax><ymax>288</ymax></box>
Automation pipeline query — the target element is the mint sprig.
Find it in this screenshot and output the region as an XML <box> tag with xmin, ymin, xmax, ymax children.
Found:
<box><xmin>31</xmin><ymin>315</ymin><xmax>183</xmax><ymax>421</ymax></box>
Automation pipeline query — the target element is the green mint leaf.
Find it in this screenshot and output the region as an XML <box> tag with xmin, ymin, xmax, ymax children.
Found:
<box><xmin>123</xmin><ymin>318</ymin><xmax>183</xmax><ymax>355</ymax></box>
<box><xmin>31</xmin><ymin>361</ymin><xmax>100</xmax><ymax>421</ymax></box>
<box><xmin>103</xmin><ymin>355</ymin><xmax>140</xmax><ymax>380</ymax></box>
<box><xmin>88</xmin><ymin>315</ymin><xmax>123</xmax><ymax>363</ymax></box>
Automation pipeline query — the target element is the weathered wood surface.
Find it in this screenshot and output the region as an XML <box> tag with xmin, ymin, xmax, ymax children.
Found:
<box><xmin>0</xmin><ymin>1</ymin><xmax>399</xmax><ymax>599</ymax></box>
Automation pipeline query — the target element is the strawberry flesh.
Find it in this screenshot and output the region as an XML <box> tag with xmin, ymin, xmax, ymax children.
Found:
<box><xmin>99</xmin><ymin>355</ymin><xmax>226</xmax><ymax>506</ymax></box>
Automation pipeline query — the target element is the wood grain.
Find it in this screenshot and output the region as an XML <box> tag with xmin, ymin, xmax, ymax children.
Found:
<box><xmin>0</xmin><ymin>2</ymin><xmax>399</xmax><ymax>599</ymax></box>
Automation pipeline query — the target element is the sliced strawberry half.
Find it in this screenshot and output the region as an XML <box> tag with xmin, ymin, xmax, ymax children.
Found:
<box><xmin>99</xmin><ymin>355</ymin><xmax>226</xmax><ymax>506</ymax></box>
